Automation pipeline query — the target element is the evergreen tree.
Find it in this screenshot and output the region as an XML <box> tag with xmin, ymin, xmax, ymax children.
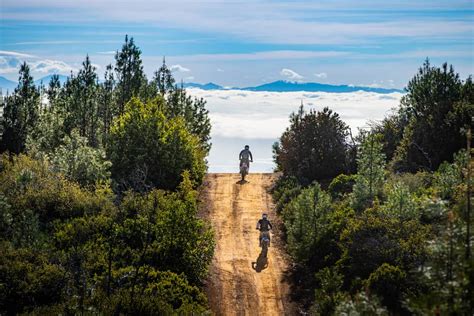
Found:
<box><xmin>0</xmin><ymin>63</ymin><xmax>40</xmax><ymax>154</ymax></box>
<box><xmin>47</xmin><ymin>74</ymin><xmax>61</xmax><ymax>106</ymax></box>
<box><xmin>98</xmin><ymin>64</ymin><xmax>116</xmax><ymax>145</ymax></box>
<box><xmin>166</xmin><ymin>86</ymin><xmax>211</xmax><ymax>153</ymax></box>
<box><xmin>391</xmin><ymin>60</ymin><xmax>473</xmax><ymax>171</ymax></box>
<box><xmin>153</xmin><ymin>57</ymin><xmax>175</xmax><ymax>96</ymax></box>
<box><xmin>108</xmin><ymin>97</ymin><xmax>206</xmax><ymax>192</ymax></box>
<box><xmin>63</xmin><ymin>56</ymin><xmax>100</xmax><ymax>146</ymax></box>
<box><xmin>115</xmin><ymin>35</ymin><xmax>146</xmax><ymax>114</ymax></box>
<box><xmin>274</xmin><ymin>106</ymin><xmax>350</xmax><ymax>184</ymax></box>
<box><xmin>352</xmin><ymin>133</ymin><xmax>386</xmax><ymax>210</ymax></box>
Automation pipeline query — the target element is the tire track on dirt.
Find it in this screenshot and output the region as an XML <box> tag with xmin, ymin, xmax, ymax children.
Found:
<box><xmin>201</xmin><ymin>173</ymin><xmax>294</xmax><ymax>316</ymax></box>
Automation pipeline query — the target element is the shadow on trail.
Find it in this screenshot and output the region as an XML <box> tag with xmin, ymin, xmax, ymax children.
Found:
<box><xmin>236</xmin><ymin>179</ymin><xmax>248</xmax><ymax>185</ymax></box>
<box><xmin>251</xmin><ymin>250</ymin><xmax>268</xmax><ymax>273</ymax></box>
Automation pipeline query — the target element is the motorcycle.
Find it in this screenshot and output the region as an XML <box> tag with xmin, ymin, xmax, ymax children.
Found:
<box><xmin>240</xmin><ymin>161</ymin><xmax>249</xmax><ymax>181</ymax></box>
<box><xmin>259</xmin><ymin>231</ymin><xmax>270</xmax><ymax>258</ymax></box>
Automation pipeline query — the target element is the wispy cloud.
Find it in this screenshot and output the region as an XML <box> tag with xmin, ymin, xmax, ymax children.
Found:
<box><xmin>174</xmin><ymin>50</ymin><xmax>350</xmax><ymax>62</ymax></box>
<box><xmin>96</xmin><ymin>51</ymin><xmax>116</xmax><ymax>55</ymax></box>
<box><xmin>314</xmin><ymin>72</ymin><xmax>328</xmax><ymax>79</ymax></box>
<box><xmin>280</xmin><ymin>68</ymin><xmax>303</xmax><ymax>81</ymax></box>
<box><xmin>2</xmin><ymin>1</ymin><xmax>472</xmax><ymax>45</ymax></box>
<box><xmin>0</xmin><ymin>51</ymin><xmax>77</xmax><ymax>76</ymax></box>
<box><xmin>0</xmin><ymin>50</ymin><xmax>36</xmax><ymax>58</ymax></box>
<box><xmin>170</xmin><ymin>64</ymin><xmax>190</xmax><ymax>72</ymax></box>
<box><xmin>30</xmin><ymin>59</ymin><xmax>77</xmax><ymax>73</ymax></box>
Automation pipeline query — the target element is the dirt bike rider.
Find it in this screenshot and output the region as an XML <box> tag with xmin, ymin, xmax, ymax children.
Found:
<box><xmin>256</xmin><ymin>213</ymin><xmax>272</xmax><ymax>247</ymax></box>
<box><xmin>239</xmin><ymin>145</ymin><xmax>253</xmax><ymax>170</ymax></box>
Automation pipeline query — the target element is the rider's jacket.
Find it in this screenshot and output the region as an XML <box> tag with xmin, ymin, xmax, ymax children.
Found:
<box><xmin>239</xmin><ymin>149</ymin><xmax>253</xmax><ymax>162</ymax></box>
<box><xmin>256</xmin><ymin>218</ymin><xmax>272</xmax><ymax>232</ymax></box>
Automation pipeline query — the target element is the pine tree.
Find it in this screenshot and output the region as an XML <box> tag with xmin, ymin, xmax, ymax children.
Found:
<box><xmin>391</xmin><ymin>60</ymin><xmax>472</xmax><ymax>171</ymax></box>
<box><xmin>153</xmin><ymin>57</ymin><xmax>175</xmax><ymax>96</ymax></box>
<box><xmin>98</xmin><ymin>64</ymin><xmax>116</xmax><ymax>146</ymax></box>
<box><xmin>352</xmin><ymin>133</ymin><xmax>386</xmax><ymax>210</ymax></box>
<box><xmin>166</xmin><ymin>86</ymin><xmax>211</xmax><ymax>153</ymax></box>
<box><xmin>47</xmin><ymin>74</ymin><xmax>61</xmax><ymax>107</ymax></box>
<box><xmin>0</xmin><ymin>62</ymin><xmax>40</xmax><ymax>154</ymax></box>
<box><xmin>61</xmin><ymin>56</ymin><xmax>100</xmax><ymax>147</ymax></box>
<box><xmin>114</xmin><ymin>35</ymin><xmax>146</xmax><ymax>114</ymax></box>
<box><xmin>274</xmin><ymin>106</ymin><xmax>350</xmax><ymax>184</ymax></box>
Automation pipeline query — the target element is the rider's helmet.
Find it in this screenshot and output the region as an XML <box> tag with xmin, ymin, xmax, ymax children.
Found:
<box><xmin>245</xmin><ymin>145</ymin><xmax>249</xmax><ymax>150</ymax></box>
<box><xmin>262</xmin><ymin>213</ymin><xmax>268</xmax><ymax>219</ymax></box>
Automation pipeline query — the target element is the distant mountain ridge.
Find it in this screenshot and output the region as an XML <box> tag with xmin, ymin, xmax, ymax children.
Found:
<box><xmin>0</xmin><ymin>75</ymin><xmax>402</xmax><ymax>94</ymax></box>
<box><xmin>0</xmin><ymin>77</ymin><xmax>17</xmax><ymax>92</ymax></box>
<box><xmin>183</xmin><ymin>80</ymin><xmax>402</xmax><ymax>93</ymax></box>
<box><xmin>0</xmin><ymin>75</ymin><xmax>69</xmax><ymax>93</ymax></box>
<box><xmin>34</xmin><ymin>74</ymin><xmax>69</xmax><ymax>86</ymax></box>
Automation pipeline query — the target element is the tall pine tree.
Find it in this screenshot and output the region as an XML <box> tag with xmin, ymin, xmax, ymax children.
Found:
<box><xmin>115</xmin><ymin>35</ymin><xmax>146</xmax><ymax>114</ymax></box>
<box><xmin>153</xmin><ymin>57</ymin><xmax>175</xmax><ymax>96</ymax></box>
<box><xmin>63</xmin><ymin>55</ymin><xmax>100</xmax><ymax>147</ymax></box>
<box><xmin>98</xmin><ymin>64</ymin><xmax>116</xmax><ymax>146</ymax></box>
<box><xmin>0</xmin><ymin>62</ymin><xmax>40</xmax><ymax>154</ymax></box>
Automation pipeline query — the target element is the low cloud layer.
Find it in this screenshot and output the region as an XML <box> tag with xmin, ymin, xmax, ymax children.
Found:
<box><xmin>187</xmin><ymin>88</ymin><xmax>403</xmax><ymax>139</ymax></box>
<box><xmin>186</xmin><ymin>88</ymin><xmax>402</xmax><ymax>172</ymax></box>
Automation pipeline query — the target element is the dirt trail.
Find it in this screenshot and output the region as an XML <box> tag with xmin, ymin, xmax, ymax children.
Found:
<box><xmin>201</xmin><ymin>173</ymin><xmax>294</xmax><ymax>316</ymax></box>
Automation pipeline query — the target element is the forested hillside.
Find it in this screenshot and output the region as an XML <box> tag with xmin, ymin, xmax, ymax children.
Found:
<box><xmin>272</xmin><ymin>60</ymin><xmax>473</xmax><ymax>315</ymax></box>
<box><xmin>0</xmin><ymin>36</ymin><xmax>214</xmax><ymax>314</ymax></box>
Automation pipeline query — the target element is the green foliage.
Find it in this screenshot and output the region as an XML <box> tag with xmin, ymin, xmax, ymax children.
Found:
<box><xmin>153</xmin><ymin>57</ymin><xmax>175</xmax><ymax>96</ymax></box>
<box><xmin>312</xmin><ymin>267</ymin><xmax>345</xmax><ymax>315</ymax></box>
<box><xmin>328</xmin><ymin>174</ymin><xmax>356</xmax><ymax>200</ymax></box>
<box><xmin>166</xmin><ymin>86</ymin><xmax>212</xmax><ymax>154</ymax></box>
<box><xmin>115</xmin><ymin>35</ymin><xmax>146</xmax><ymax>114</ymax></box>
<box><xmin>116</xmin><ymin>187</ymin><xmax>215</xmax><ymax>284</ymax></box>
<box><xmin>391</xmin><ymin>60</ymin><xmax>473</xmax><ymax>172</ymax></box>
<box><xmin>284</xmin><ymin>183</ymin><xmax>332</xmax><ymax>263</ymax></box>
<box><xmin>26</xmin><ymin>105</ymin><xmax>66</xmax><ymax>155</ymax></box>
<box><xmin>0</xmin><ymin>37</ymin><xmax>213</xmax><ymax>314</ymax></box>
<box><xmin>0</xmin><ymin>62</ymin><xmax>40</xmax><ymax>154</ymax></box>
<box><xmin>274</xmin><ymin>106</ymin><xmax>350</xmax><ymax>184</ymax></box>
<box><xmin>0</xmin><ymin>242</ymin><xmax>66</xmax><ymax>315</ymax></box>
<box><xmin>271</xmin><ymin>175</ymin><xmax>302</xmax><ymax>213</ymax></box>
<box><xmin>62</xmin><ymin>56</ymin><xmax>101</xmax><ymax>147</ymax></box>
<box><xmin>339</xmin><ymin>208</ymin><xmax>430</xmax><ymax>311</ymax></box>
<box><xmin>0</xmin><ymin>155</ymin><xmax>213</xmax><ymax>314</ymax></box>
<box><xmin>0</xmin><ymin>154</ymin><xmax>114</xmax><ymax>224</ymax></box>
<box><xmin>371</xmin><ymin>111</ymin><xmax>408</xmax><ymax>162</ymax></box>
<box><xmin>382</xmin><ymin>182</ymin><xmax>417</xmax><ymax>220</ymax></box>
<box><xmin>334</xmin><ymin>292</ymin><xmax>389</xmax><ymax>316</ymax></box>
<box><xmin>108</xmin><ymin>97</ymin><xmax>206</xmax><ymax>191</ymax></box>
<box><xmin>351</xmin><ymin>133</ymin><xmax>386</xmax><ymax>211</ymax></box>
<box><xmin>48</xmin><ymin>129</ymin><xmax>112</xmax><ymax>187</ymax></box>
<box><xmin>97</xmin><ymin>64</ymin><xmax>117</xmax><ymax>146</ymax></box>
<box><xmin>272</xmin><ymin>60</ymin><xmax>472</xmax><ymax>315</ymax></box>
<box><xmin>366</xmin><ymin>263</ymin><xmax>407</xmax><ymax>311</ymax></box>
<box><xmin>433</xmin><ymin>149</ymin><xmax>468</xmax><ymax>199</ymax></box>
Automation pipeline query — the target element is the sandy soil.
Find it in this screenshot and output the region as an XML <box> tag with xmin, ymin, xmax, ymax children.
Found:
<box><xmin>200</xmin><ymin>173</ymin><xmax>295</xmax><ymax>316</ymax></box>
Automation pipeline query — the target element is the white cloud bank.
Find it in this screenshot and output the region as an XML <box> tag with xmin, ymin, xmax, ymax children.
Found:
<box><xmin>187</xmin><ymin>88</ymin><xmax>403</xmax><ymax>172</ymax></box>
<box><xmin>187</xmin><ymin>88</ymin><xmax>403</xmax><ymax>139</ymax></box>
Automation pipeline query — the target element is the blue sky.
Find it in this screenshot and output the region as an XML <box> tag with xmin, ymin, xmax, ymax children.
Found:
<box><xmin>1</xmin><ymin>0</ymin><xmax>473</xmax><ymax>88</ymax></box>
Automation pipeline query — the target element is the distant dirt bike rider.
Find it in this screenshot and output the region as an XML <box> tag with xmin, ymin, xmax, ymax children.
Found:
<box><xmin>256</xmin><ymin>213</ymin><xmax>273</xmax><ymax>247</ymax></box>
<box><xmin>239</xmin><ymin>145</ymin><xmax>253</xmax><ymax>171</ymax></box>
